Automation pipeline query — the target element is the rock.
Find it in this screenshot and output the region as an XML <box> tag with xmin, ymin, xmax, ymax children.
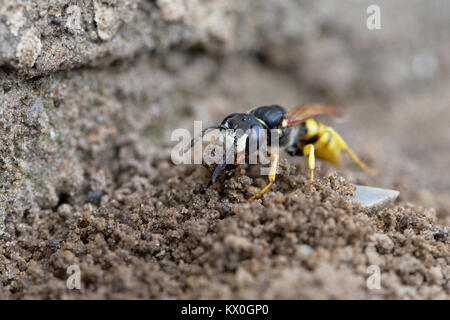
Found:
<box><xmin>1</xmin><ymin>3</ymin><xmax>26</xmax><ymax>36</ymax></box>
<box><xmin>26</xmin><ymin>98</ymin><xmax>48</xmax><ymax>129</ymax></box>
<box><xmin>94</xmin><ymin>0</ymin><xmax>121</xmax><ymax>41</ymax></box>
<box><xmin>16</xmin><ymin>28</ymin><xmax>42</xmax><ymax>67</ymax></box>
<box><xmin>373</xmin><ymin>233</ymin><xmax>394</xmax><ymax>253</ymax></box>
<box><xmin>353</xmin><ymin>185</ymin><xmax>399</xmax><ymax>211</ymax></box>
<box><xmin>65</xmin><ymin>5</ymin><xmax>83</xmax><ymax>35</ymax></box>
<box><xmin>433</xmin><ymin>231</ymin><xmax>449</xmax><ymax>242</ymax></box>
<box><xmin>86</xmin><ymin>189</ymin><xmax>104</xmax><ymax>206</ymax></box>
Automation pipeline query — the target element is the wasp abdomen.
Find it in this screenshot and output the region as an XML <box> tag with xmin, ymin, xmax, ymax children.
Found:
<box><xmin>294</xmin><ymin>119</ymin><xmax>342</xmax><ymax>165</ymax></box>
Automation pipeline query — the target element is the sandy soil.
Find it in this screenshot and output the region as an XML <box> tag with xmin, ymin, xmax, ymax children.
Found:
<box><xmin>1</xmin><ymin>135</ymin><xmax>448</xmax><ymax>299</ymax></box>
<box><xmin>0</xmin><ymin>1</ymin><xmax>449</xmax><ymax>300</ymax></box>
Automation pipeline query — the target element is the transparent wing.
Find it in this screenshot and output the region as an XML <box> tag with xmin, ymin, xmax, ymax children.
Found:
<box><xmin>285</xmin><ymin>104</ymin><xmax>341</xmax><ymax>127</ymax></box>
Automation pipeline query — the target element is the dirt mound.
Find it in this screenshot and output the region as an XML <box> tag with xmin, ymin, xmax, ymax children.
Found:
<box><xmin>1</xmin><ymin>146</ymin><xmax>447</xmax><ymax>299</ymax></box>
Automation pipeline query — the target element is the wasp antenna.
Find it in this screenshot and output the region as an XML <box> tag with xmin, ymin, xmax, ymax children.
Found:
<box><xmin>211</xmin><ymin>162</ymin><xmax>226</xmax><ymax>183</ymax></box>
<box><xmin>184</xmin><ymin>136</ymin><xmax>198</xmax><ymax>154</ymax></box>
<box><xmin>184</xmin><ymin>125</ymin><xmax>224</xmax><ymax>154</ymax></box>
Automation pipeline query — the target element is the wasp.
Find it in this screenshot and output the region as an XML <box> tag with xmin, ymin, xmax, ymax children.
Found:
<box><xmin>186</xmin><ymin>104</ymin><xmax>378</xmax><ymax>201</ymax></box>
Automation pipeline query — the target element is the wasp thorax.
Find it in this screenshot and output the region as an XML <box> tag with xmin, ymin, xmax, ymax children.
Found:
<box><xmin>249</xmin><ymin>105</ymin><xmax>286</xmax><ymax>128</ymax></box>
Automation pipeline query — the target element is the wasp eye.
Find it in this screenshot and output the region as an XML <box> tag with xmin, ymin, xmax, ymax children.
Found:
<box><xmin>221</xmin><ymin>113</ymin><xmax>239</xmax><ymax>127</ymax></box>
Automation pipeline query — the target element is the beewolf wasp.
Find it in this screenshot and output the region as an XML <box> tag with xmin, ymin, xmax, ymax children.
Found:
<box><xmin>186</xmin><ymin>104</ymin><xmax>378</xmax><ymax>201</ymax></box>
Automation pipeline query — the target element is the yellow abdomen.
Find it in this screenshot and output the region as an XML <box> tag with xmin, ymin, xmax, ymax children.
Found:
<box><xmin>304</xmin><ymin>119</ymin><xmax>342</xmax><ymax>165</ymax></box>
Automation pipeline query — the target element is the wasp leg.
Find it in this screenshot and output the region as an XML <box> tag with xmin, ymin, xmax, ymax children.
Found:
<box><xmin>327</xmin><ymin>127</ymin><xmax>379</xmax><ymax>175</ymax></box>
<box><xmin>302</xmin><ymin>144</ymin><xmax>316</xmax><ymax>185</ymax></box>
<box><xmin>247</xmin><ymin>153</ymin><xmax>279</xmax><ymax>202</ymax></box>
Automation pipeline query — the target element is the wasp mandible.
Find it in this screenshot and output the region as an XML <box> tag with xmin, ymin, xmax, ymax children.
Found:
<box><xmin>186</xmin><ymin>104</ymin><xmax>378</xmax><ymax>202</ymax></box>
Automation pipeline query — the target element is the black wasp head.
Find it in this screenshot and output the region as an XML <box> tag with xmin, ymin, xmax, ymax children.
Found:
<box><xmin>220</xmin><ymin>113</ymin><xmax>267</xmax><ymax>152</ymax></box>
<box><xmin>221</xmin><ymin>113</ymin><xmax>260</xmax><ymax>131</ymax></box>
<box><xmin>210</xmin><ymin>113</ymin><xmax>268</xmax><ymax>183</ymax></box>
<box><xmin>211</xmin><ymin>107</ymin><xmax>289</xmax><ymax>183</ymax></box>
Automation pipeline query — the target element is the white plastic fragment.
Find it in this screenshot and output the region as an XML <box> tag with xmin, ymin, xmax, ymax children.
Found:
<box><xmin>353</xmin><ymin>185</ymin><xmax>399</xmax><ymax>210</ymax></box>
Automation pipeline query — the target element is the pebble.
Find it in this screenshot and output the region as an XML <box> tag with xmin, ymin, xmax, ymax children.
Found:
<box><xmin>353</xmin><ymin>185</ymin><xmax>399</xmax><ymax>211</ymax></box>
<box><xmin>16</xmin><ymin>28</ymin><xmax>42</xmax><ymax>67</ymax></box>
<box><xmin>86</xmin><ymin>189</ymin><xmax>104</xmax><ymax>206</ymax></box>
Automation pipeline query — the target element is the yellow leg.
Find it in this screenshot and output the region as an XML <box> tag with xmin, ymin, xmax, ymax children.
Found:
<box><xmin>302</xmin><ymin>144</ymin><xmax>316</xmax><ymax>185</ymax></box>
<box><xmin>247</xmin><ymin>153</ymin><xmax>279</xmax><ymax>202</ymax></box>
<box><xmin>327</xmin><ymin>127</ymin><xmax>379</xmax><ymax>175</ymax></box>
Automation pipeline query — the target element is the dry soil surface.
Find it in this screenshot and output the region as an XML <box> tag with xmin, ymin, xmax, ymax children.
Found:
<box><xmin>1</xmin><ymin>141</ymin><xmax>448</xmax><ymax>299</ymax></box>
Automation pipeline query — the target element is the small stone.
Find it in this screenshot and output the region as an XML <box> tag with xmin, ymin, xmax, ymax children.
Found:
<box><xmin>3</xmin><ymin>5</ymin><xmax>26</xmax><ymax>36</ymax></box>
<box><xmin>374</xmin><ymin>233</ymin><xmax>394</xmax><ymax>252</ymax></box>
<box><xmin>27</xmin><ymin>98</ymin><xmax>48</xmax><ymax>129</ymax></box>
<box><xmin>298</xmin><ymin>244</ymin><xmax>312</xmax><ymax>256</ymax></box>
<box><xmin>57</xmin><ymin>203</ymin><xmax>73</xmax><ymax>217</ymax></box>
<box><xmin>433</xmin><ymin>231</ymin><xmax>448</xmax><ymax>242</ymax></box>
<box><xmin>65</xmin><ymin>5</ymin><xmax>83</xmax><ymax>35</ymax></box>
<box><xmin>86</xmin><ymin>189</ymin><xmax>104</xmax><ymax>206</ymax></box>
<box><xmin>16</xmin><ymin>28</ymin><xmax>42</xmax><ymax>67</ymax></box>
<box><xmin>353</xmin><ymin>185</ymin><xmax>399</xmax><ymax>211</ymax></box>
<box><xmin>94</xmin><ymin>0</ymin><xmax>121</xmax><ymax>41</ymax></box>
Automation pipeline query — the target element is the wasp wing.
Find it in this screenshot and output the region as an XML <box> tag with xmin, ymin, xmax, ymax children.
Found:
<box><xmin>285</xmin><ymin>104</ymin><xmax>341</xmax><ymax>127</ymax></box>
